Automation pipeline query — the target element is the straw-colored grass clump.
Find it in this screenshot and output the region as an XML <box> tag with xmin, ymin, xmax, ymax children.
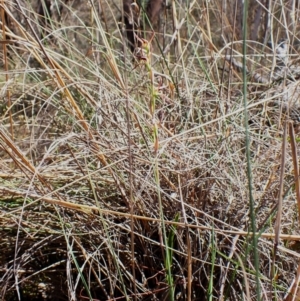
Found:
<box><xmin>1</xmin><ymin>0</ymin><xmax>300</xmax><ymax>300</ymax></box>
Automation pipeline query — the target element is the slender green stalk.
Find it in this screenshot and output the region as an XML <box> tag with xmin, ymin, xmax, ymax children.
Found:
<box><xmin>242</xmin><ymin>1</ymin><xmax>261</xmax><ymax>300</ymax></box>
<box><xmin>167</xmin><ymin>213</ymin><xmax>180</xmax><ymax>263</ymax></box>
<box><xmin>207</xmin><ymin>227</ymin><xmax>216</xmax><ymax>301</ymax></box>
<box><xmin>165</xmin><ymin>213</ymin><xmax>180</xmax><ymax>298</ymax></box>
<box><xmin>155</xmin><ymin>162</ymin><xmax>175</xmax><ymax>301</ymax></box>
<box><xmin>139</xmin><ymin>34</ymin><xmax>175</xmax><ymax>300</ymax></box>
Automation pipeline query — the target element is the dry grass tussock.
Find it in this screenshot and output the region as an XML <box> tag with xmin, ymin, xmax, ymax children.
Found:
<box><xmin>2</xmin><ymin>0</ymin><xmax>300</xmax><ymax>300</ymax></box>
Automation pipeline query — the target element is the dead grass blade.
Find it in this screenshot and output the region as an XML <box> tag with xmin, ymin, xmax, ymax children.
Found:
<box><xmin>272</xmin><ymin>121</ymin><xmax>288</xmax><ymax>280</ymax></box>
<box><xmin>0</xmin><ymin>0</ymin><xmax>13</xmax><ymax>138</ymax></box>
<box><xmin>289</xmin><ymin>122</ymin><xmax>300</xmax><ymax>224</ymax></box>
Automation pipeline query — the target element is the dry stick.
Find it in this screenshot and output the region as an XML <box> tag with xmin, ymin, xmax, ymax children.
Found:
<box><xmin>272</xmin><ymin>121</ymin><xmax>288</xmax><ymax>280</ymax></box>
<box><xmin>284</xmin><ymin>123</ymin><xmax>300</xmax><ymax>301</ymax></box>
<box><xmin>0</xmin><ymin>2</ymin><xmax>13</xmax><ymax>138</ymax></box>
<box><xmin>289</xmin><ymin>122</ymin><xmax>300</xmax><ymax>223</ymax></box>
